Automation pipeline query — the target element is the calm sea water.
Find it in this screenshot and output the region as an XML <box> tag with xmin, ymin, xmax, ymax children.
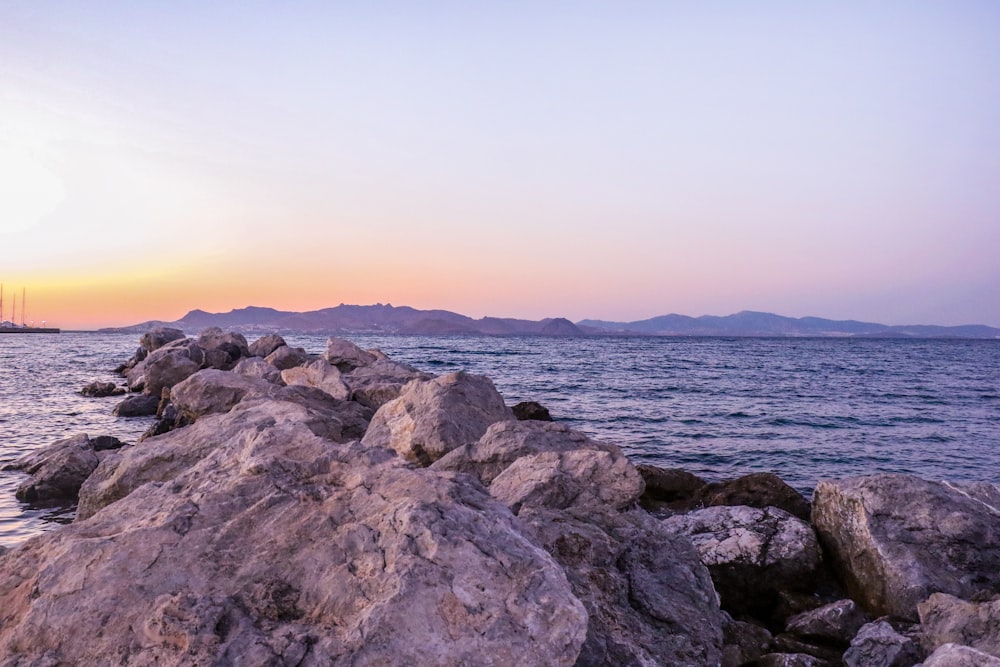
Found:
<box><xmin>1</xmin><ymin>332</ymin><xmax>998</xmax><ymax>547</ymax></box>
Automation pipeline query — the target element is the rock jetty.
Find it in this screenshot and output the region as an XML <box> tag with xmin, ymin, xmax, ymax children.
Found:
<box><xmin>1</xmin><ymin>327</ymin><xmax>999</xmax><ymax>666</ymax></box>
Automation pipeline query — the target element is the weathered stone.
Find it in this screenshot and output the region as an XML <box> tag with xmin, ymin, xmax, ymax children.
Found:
<box><xmin>196</xmin><ymin>328</ymin><xmax>250</xmax><ymax>370</ymax></box>
<box><xmin>139</xmin><ymin>327</ymin><xmax>186</xmax><ymax>353</ymax></box>
<box><xmin>324</xmin><ymin>337</ymin><xmax>377</xmax><ymax>371</ymax></box>
<box><xmin>842</xmin><ymin>619</ymin><xmax>924</xmax><ymax>667</ymax></box>
<box><xmin>722</xmin><ymin>615</ymin><xmax>773</xmax><ymax>667</ymax></box>
<box><xmin>167</xmin><ymin>369</ymin><xmax>279</xmax><ymax>423</ymax></box>
<box><xmin>489</xmin><ymin>448</ymin><xmax>644</xmax><ymax>514</ymax></box>
<box><xmin>361</xmin><ymin>371</ymin><xmax>513</xmax><ymax>465</ymax></box>
<box><xmin>3</xmin><ymin>433</ymin><xmax>99</xmax><ymax>503</ymax></box>
<box><xmin>80</xmin><ymin>395</ymin><xmax>370</xmax><ymax>520</ymax></box>
<box><xmin>80</xmin><ymin>380</ymin><xmax>126</xmax><ymax>397</ymax></box>
<box><xmin>786</xmin><ymin>599</ymin><xmax>870</xmax><ymax>645</ymax></box>
<box><xmin>112</xmin><ymin>394</ymin><xmax>161</xmax><ymax>417</ymax></box>
<box><xmin>695</xmin><ymin>472</ymin><xmax>812</xmax><ymax>521</ymax></box>
<box><xmin>636</xmin><ymin>464</ymin><xmax>707</xmax><ymax>513</ymax></box>
<box><xmin>142</xmin><ymin>340</ymin><xmax>205</xmax><ymax>397</ymax></box>
<box><xmin>231</xmin><ymin>356</ymin><xmax>284</xmax><ymax>384</ymax></box>
<box><xmin>518</xmin><ymin>505</ymin><xmax>724</xmax><ymax>666</ymax></box>
<box><xmin>512</xmin><ymin>400</ymin><xmax>553</xmax><ymax>421</ymax></box>
<box><xmin>922</xmin><ymin>643</ymin><xmax>1000</xmax><ymax>666</ymax></box>
<box><xmin>812</xmin><ymin>474</ymin><xmax>1000</xmax><ymax>620</ymax></box>
<box><xmin>343</xmin><ymin>359</ymin><xmax>431</xmax><ymax>410</ymax></box>
<box><xmin>248</xmin><ymin>333</ymin><xmax>287</xmax><ymax>358</ymax></box>
<box><xmin>663</xmin><ymin>505</ymin><xmax>823</xmax><ymax>624</ymax></box>
<box><xmin>918</xmin><ymin>593</ymin><xmax>1000</xmax><ymax>658</ymax></box>
<box><xmin>3</xmin><ymin>401</ymin><xmax>588</xmax><ymax>666</ymax></box>
<box><xmin>264</xmin><ymin>345</ymin><xmax>310</xmax><ymax>371</ymax></box>
<box><xmin>432</xmin><ymin>419</ymin><xmax>615</xmax><ymax>485</ymax></box>
<box><xmin>281</xmin><ymin>359</ymin><xmax>350</xmax><ymax>401</ymax></box>
<box><xmin>89</xmin><ymin>435</ymin><xmax>127</xmax><ymax>452</ymax></box>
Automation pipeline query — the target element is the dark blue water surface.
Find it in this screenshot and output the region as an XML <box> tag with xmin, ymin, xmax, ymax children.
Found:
<box><xmin>2</xmin><ymin>332</ymin><xmax>998</xmax><ymax>547</ymax></box>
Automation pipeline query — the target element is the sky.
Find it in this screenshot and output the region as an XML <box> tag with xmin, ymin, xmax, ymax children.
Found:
<box><xmin>1</xmin><ymin>2</ymin><xmax>998</xmax><ymax>330</ymax></box>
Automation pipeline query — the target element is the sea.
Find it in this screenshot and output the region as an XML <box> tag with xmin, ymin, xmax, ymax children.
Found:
<box><xmin>1</xmin><ymin>331</ymin><xmax>998</xmax><ymax>548</ymax></box>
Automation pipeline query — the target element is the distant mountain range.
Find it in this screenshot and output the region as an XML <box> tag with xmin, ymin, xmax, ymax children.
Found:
<box><xmin>100</xmin><ymin>304</ymin><xmax>1000</xmax><ymax>339</ymax></box>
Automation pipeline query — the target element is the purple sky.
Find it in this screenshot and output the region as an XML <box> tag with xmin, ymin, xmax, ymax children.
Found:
<box><xmin>1</xmin><ymin>2</ymin><xmax>998</xmax><ymax>328</ymax></box>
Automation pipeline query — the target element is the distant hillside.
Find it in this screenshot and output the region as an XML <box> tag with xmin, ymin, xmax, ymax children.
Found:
<box><xmin>577</xmin><ymin>310</ymin><xmax>1000</xmax><ymax>339</ymax></box>
<box><xmin>101</xmin><ymin>305</ymin><xmax>1000</xmax><ymax>338</ymax></box>
<box><xmin>102</xmin><ymin>304</ymin><xmax>587</xmax><ymax>337</ymax></box>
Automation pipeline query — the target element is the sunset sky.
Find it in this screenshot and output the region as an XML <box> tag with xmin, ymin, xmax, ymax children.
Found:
<box><xmin>2</xmin><ymin>2</ymin><xmax>998</xmax><ymax>330</ymax></box>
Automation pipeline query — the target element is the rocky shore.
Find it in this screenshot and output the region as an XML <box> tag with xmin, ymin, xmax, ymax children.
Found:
<box><xmin>1</xmin><ymin>328</ymin><xmax>998</xmax><ymax>666</ymax></box>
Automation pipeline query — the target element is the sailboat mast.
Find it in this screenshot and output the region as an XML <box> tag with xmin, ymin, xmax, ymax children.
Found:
<box><xmin>1</xmin><ymin>283</ymin><xmax>4</xmax><ymax>322</ymax></box>
<box><xmin>22</xmin><ymin>288</ymin><xmax>26</xmax><ymax>326</ymax></box>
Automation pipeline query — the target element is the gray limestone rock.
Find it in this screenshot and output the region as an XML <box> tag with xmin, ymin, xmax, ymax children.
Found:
<box><xmin>812</xmin><ymin>474</ymin><xmax>1000</xmax><ymax>620</ymax></box>
<box><xmin>80</xmin><ymin>380</ymin><xmax>126</xmax><ymax>397</ymax></box>
<box><xmin>663</xmin><ymin>505</ymin><xmax>823</xmax><ymax>624</ymax></box>
<box><xmin>342</xmin><ymin>358</ymin><xmax>430</xmax><ymax>410</ymax></box>
<box><xmin>361</xmin><ymin>371</ymin><xmax>513</xmax><ymax>466</ymax></box>
<box><xmin>248</xmin><ymin>334</ymin><xmax>287</xmax><ymax>358</ymax></box>
<box><xmin>281</xmin><ymin>359</ymin><xmax>350</xmax><ymax>401</ymax></box>
<box><xmin>433</xmin><ymin>419</ymin><xmax>615</xmax><ymax>485</ymax></box>
<box><xmin>786</xmin><ymin>599</ymin><xmax>871</xmax><ymax>645</ymax></box>
<box><xmin>489</xmin><ymin>448</ymin><xmax>644</xmax><ymax>514</ymax></box>
<box><xmin>324</xmin><ymin>337</ymin><xmax>377</xmax><ymax>371</ymax></box>
<box><xmin>918</xmin><ymin>593</ymin><xmax>1000</xmax><ymax>658</ymax></box>
<box><xmin>231</xmin><ymin>356</ymin><xmax>284</xmax><ymax>385</ymax></box>
<box><xmin>112</xmin><ymin>394</ymin><xmax>161</xmax><ymax>417</ymax></box>
<box><xmin>922</xmin><ymin>643</ymin><xmax>1000</xmax><ymax>667</ymax></box>
<box><xmin>518</xmin><ymin>505</ymin><xmax>724</xmax><ymax>666</ymax></box>
<box><xmin>139</xmin><ymin>327</ymin><xmax>186</xmax><ymax>353</ymax></box>
<box><xmin>842</xmin><ymin>620</ymin><xmax>924</xmax><ymax>667</ymax></box>
<box><xmin>141</xmin><ymin>339</ymin><xmax>206</xmax><ymax>397</ymax></box>
<box><xmin>1</xmin><ymin>400</ymin><xmax>588</xmax><ymax>666</ymax></box>
<box><xmin>264</xmin><ymin>345</ymin><xmax>310</xmax><ymax>371</ymax></box>
<box><xmin>3</xmin><ymin>433</ymin><xmax>99</xmax><ymax>503</ymax></box>
<box><xmin>167</xmin><ymin>369</ymin><xmax>280</xmax><ymax>422</ymax></box>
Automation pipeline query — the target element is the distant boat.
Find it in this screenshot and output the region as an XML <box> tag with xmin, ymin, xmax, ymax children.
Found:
<box><xmin>0</xmin><ymin>286</ymin><xmax>60</xmax><ymax>333</ymax></box>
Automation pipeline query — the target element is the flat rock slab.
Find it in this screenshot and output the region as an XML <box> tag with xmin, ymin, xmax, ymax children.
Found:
<box><xmin>812</xmin><ymin>474</ymin><xmax>1000</xmax><ymax>620</ymax></box>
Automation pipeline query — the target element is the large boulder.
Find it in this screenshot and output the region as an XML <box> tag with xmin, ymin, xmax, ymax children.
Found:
<box><xmin>248</xmin><ymin>334</ymin><xmax>287</xmax><ymax>358</ymax></box>
<box><xmin>324</xmin><ymin>337</ymin><xmax>377</xmax><ymax>371</ymax></box>
<box><xmin>264</xmin><ymin>345</ymin><xmax>310</xmax><ymax>371</ymax></box>
<box><xmin>518</xmin><ymin>505</ymin><xmax>724</xmax><ymax>666</ymax></box>
<box><xmin>343</xmin><ymin>359</ymin><xmax>431</xmax><ymax>410</ymax></box>
<box><xmin>841</xmin><ymin>620</ymin><xmax>924</xmax><ymax>667</ymax></box>
<box><xmin>918</xmin><ymin>593</ymin><xmax>1000</xmax><ymax>658</ymax></box>
<box><xmin>80</xmin><ymin>380</ymin><xmax>126</xmax><ymax>397</ymax></box>
<box><xmin>694</xmin><ymin>472</ymin><xmax>811</xmax><ymax>521</ymax></box>
<box><xmin>923</xmin><ymin>643</ymin><xmax>1000</xmax><ymax>666</ymax></box>
<box><xmin>281</xmin><ymin>359</ymin><xmax>350</xmax><ymax>401</ymax></box>
<box><xmin>489</xmin><ymin>448</ymin><xmax>644</xmax><ymax>514</ymax></box>
<box><xmin>232</xmin><ymin>356</ymin><xmax>284</xmax><ymax>384</ymax></box>
<box><xmin>1</xmin><ymin>401</ymin><xmax>588</xmax><ymax>666</ymax></box>
<box><xmin>112</xmin><ymin>394</ymin><xmax>161</xmax><ymax>417</ymax></box>
<box><xmin>663</xmin><ymin>505</ymin><xmax>824</xmax><ymax>624</ymax></box>
<box><xmin>2</xmin><ymin>433</ymin><xmax>99</xmax><ymax>503</ymax></box>
<box><xmin>636</xmin><ymin>464</ymin><xmax>708</xmax><ymax>513</ymax></box>
<box><xmin>785</xmin><ymin>599</ymin><xmax>870</xmax><ymax>646</ymax></box>
<box><xmin>167</xmin><ymin>369</ymin><xmax>280</xmax><ymax>422</ymax></box>
<box><xmin>141</xmin><ymin>339</ymin><xmax>206</xmax><ymax>396</ymax></box>
<box><xmin>722</xmin><ymin>615</ymin><xmax>774</xmax><ymax>667</ymax></box>
<box><xmin>196</xmin><ymin>327</ymin><xmax>250</xmax><ymax>370</ymax></box>
<box><xmin>361</xmin><ymin>371</ymin><xmax>513</xmax><ymax>465</ymax></box>
<box><xmin>139</xmin><ymin>327</ymin><xmax>186</xmax><ymax>354</ymax></box>
<box><xmin>812</xmin><ymin>474</ymin><xmax>1000</xmax><ymax>620</ymax></box>
<box><xmin>433</xmin><ymin>419</ymin><xmax>617</xmax><ymax>485</ymax></box>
